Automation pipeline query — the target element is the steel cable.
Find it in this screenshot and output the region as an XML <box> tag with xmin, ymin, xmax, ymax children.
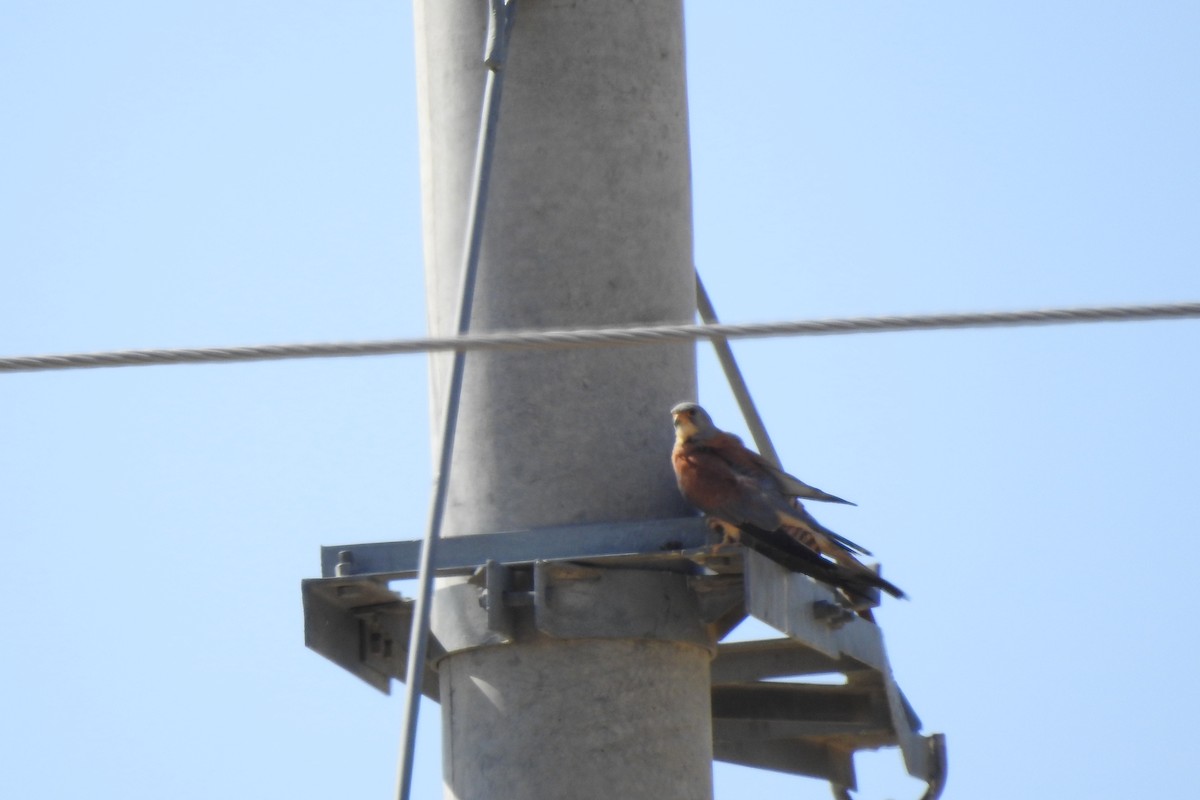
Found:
<box><xmin>3</xmin><ymin>301</ymin><xmax>1198</xmax><ymax>375</ymax></box>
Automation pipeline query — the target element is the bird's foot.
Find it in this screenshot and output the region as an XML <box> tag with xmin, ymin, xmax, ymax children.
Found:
<box><xmin>703</xmin><ymin>517</ymin><xmax>741</xmax><ymax>546</ymax></box>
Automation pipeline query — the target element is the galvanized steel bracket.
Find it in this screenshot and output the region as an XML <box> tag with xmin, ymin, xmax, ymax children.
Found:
<box><xmin>435</xmin><ymin>558</ymin><xmax>715</xmax><ymax>655</ymax></box>
<box><xmin>738</xmin><ymin>549</ymin><xmax>946</xmax><ymax>798</ymax></box>
<box><xmin>301</xmin><ymin>576</ymin><xmax>444</xmax><ymax>698</ymax></box>
<box><xmin>302</xmin><ymin>518</ymin><xmax>944</xmax><ymax>798</ymax></box>
<box><xmin>304</xmin><ymin>518</ymin><xmax>728</xmax><ymax>694</ymax></box>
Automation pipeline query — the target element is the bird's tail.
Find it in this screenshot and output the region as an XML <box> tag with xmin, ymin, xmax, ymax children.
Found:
<box><xmin>738</xmin><ymin>523</ymin><xmax>907</xmax><ymax>600</ymax></box>
<box><xmin>859</xmin><ymin>568</ymin><xmax>906</xmax><ymax>600</ymax></box>
<box><xmin>782</xmin><ymin>523</ymin><xmax>907</xmax><ymax>600</ymax></box>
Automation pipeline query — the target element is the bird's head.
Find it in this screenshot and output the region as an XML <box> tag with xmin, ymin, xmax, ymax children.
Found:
<box><xmin>671</xmin><ymin>401</ymin><xmax>716</xmax><ymax>443</ymax></box>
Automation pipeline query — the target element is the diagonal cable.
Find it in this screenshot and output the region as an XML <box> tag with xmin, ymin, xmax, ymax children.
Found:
<box><xmin>394</xmin><ymin>3</ymin><xmax>518</xmax><ymax>799</ymax></box>
<box><xmin>695</xmin><ymin>270</ymin><xmax>782</xmax><ymax>467</ymax></box>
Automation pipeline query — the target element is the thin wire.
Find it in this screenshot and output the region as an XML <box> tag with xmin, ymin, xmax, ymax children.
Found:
<box><xmin>695</xmin><ymin>271</ymin><xmax>782</xmax><ymax>467</ymax></box>
<box><xmin>394</xmin><ymin>3</ymin><xmax>517</xmax><ymax>799</ymax></box>
<box><xmin>3</xmin><ymin>301</ymin><xmax>1198</xmax><ymax>375</ymax></box>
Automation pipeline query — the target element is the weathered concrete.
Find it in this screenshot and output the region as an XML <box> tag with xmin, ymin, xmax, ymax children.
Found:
<box><xmin>415</xmin><ymin>0</ymin><xmax>697</xmax><ymax>534</ymax></box>
<box><xmin>413</xmin><ymin>0</ymin><xmax>709</xmax><ymax>797</ymax></box>
<box><xmin>440</xmin><ymin>640</ymin><xmax>713</xmax><ymax>800</ymax></box>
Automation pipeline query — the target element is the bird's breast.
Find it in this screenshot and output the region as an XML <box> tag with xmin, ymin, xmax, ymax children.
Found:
<box><xmin>672</xmin><ymin>445</ymin><xmax>740</xmax><ymax>513</ymax></box>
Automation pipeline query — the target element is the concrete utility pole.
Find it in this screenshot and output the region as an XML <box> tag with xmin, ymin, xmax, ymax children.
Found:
<box><xmin>413</xmin><ymin>0</ymin><xmax>710</xmax><ymax>798</ymax></box>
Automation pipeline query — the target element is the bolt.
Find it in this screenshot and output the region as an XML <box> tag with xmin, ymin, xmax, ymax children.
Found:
<box><xmin>813</xmin><ymin>600</ymin><xmax>855</xmax><ymax>629</ymax></box>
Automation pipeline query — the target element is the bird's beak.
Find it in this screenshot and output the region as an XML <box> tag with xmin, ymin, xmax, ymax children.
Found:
<box><xmin>672</xmin><ymin>411</ymin><xmax>694</xmax><ymax>437</ymax></box>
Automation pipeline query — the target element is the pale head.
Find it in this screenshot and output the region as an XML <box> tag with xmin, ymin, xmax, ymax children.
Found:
<box><xmin>670</xmin><ymin>401</ymin><xmax>717</xmax><ymax>443</ymax></box>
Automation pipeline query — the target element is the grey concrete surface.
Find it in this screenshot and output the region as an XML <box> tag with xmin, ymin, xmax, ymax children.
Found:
<box><xmin>413</xmin><ymin>0</ymin><xmax>711</xmax><ymax>797</ymax></box>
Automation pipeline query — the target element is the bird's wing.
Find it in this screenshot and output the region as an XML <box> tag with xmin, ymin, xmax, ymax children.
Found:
<box><xmin>706</xmin><ymin>431</ymin><xmax>855</xmax><ymax>506</ymax></box>
<box><xmin>761</xmin><ymin>460</ymin><xmax>856</xmax><ymax>506</ymax></box>
<box><xmin>716</xmin><ymin>471</ymin><xmax>790</xmax><ymax>532</ymax></box>
<box><xmin>698</xmin><ymin>436</ymin><xmax>871</xmax><ymax>555</ymax></box>
<box><xmin>676</xmin><ymin>437</ymin><xmax>906</xmax><ymax>600</ymax></box>
<box><xmin>731</xmin><ymin>478</ymin><xmax>876</xmax><ymax>558</ymax></box>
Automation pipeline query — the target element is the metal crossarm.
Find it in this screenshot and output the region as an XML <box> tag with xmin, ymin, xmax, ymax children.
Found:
<box><xmin>321</xmin><ymin>517</ymin><xmax>712</xmax><ymax>579</ymax></box>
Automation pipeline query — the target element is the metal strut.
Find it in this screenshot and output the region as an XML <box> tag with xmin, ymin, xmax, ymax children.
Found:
<box><xmin>695</xmin><ymin>270</ymin><xmax>782</xmax><ymax>467</ymax></box>
<box><xmin>394</xmin><ymin>2</ymin><xmax>518</xmax><ymax>799</ymax></box>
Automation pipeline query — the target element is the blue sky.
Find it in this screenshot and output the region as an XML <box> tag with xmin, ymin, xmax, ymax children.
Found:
<box><xmin>3</xmin><ymin>2</ymin><xmax>1199</xmax><ymax>798</ymax></box>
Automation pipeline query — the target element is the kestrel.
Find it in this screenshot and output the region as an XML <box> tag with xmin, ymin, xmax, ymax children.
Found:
<box><xmin>670</xmin><ymin>402</ymin><xmax>905</xmax><ymax>604</ymax></box>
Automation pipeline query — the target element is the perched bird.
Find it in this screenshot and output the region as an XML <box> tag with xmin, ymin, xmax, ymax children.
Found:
<box><xmin>670</xmin><ymin>402</ymin><xmax>905</xmax><ymax>604</ymax></box>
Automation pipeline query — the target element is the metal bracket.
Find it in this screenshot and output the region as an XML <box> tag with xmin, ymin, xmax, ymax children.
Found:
<box><xmin>301</xmin><ymin>577</ymin><xmax>443</xmax><ymax>698</ymax></box>
<box><xmin>530</xmin><ymin>560</ymin><xmax>712</xmax><ymax>651</ymax></box>
<box><xmin>742</xmin><ymin>549</ymin><xmax>945</xmax><ymax>796</ymax></box>
<box><xmin>483</xmin><ymin>0</ymin><xmax>517</xmax><ymax>70</ymax></box>
<box><xmin>470</xmin><ymin>559</ymin><xmax>522</xmax><ymax>641</ymax></box>
<box><xmin>304</xmin><ymin>521</ymin><xmax>944</xmax><ymax>797</ymax></box>
<box><xmin>436</xmin><ymin>558</ymin><xmax>716</xmax><ymax>655</ymax></box>
<box><xmin>813</xmin><ymin>599</ymin><xmax>857</xmax><ymax>629</ymax></box>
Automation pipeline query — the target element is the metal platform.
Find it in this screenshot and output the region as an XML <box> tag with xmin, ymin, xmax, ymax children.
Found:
<box><xmin>302</xmin><ymin>517</ymin><xmax>945</xmax><ymax>798</ymax></box>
